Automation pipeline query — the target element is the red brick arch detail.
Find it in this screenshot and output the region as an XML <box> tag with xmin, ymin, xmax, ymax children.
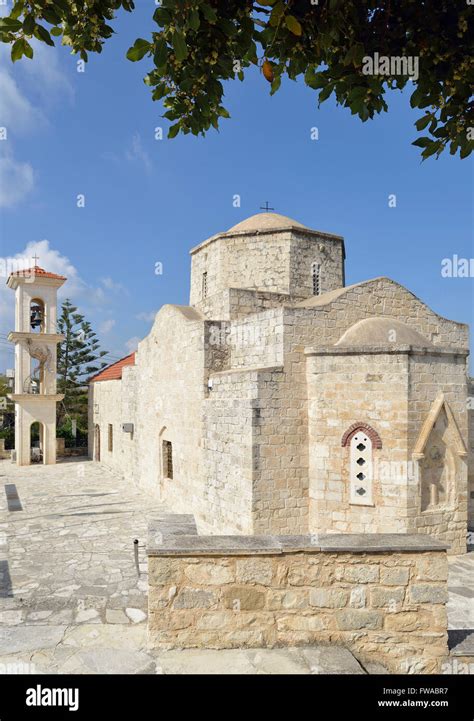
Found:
<box><xmin>341</xmin><ymin>423</ymin><xmax>382</xmax><ymax>449</ymax></box>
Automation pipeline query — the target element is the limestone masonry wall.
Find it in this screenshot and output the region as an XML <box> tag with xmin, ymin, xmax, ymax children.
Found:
<box><xmin>147</xmin><ymin>517</ymin><xmax>449</xmax><ymax>674</ymax></box>
<box><xmin>306</xmin><ymin>352</ymin><xmax>410</xmax><ymax>535</ymax></box>
<box><xmin>406</xmin><ymin>353</ymin><xmax>468</xmax><ymax>555</ymax></box>
<box><xmin>468</xmin><ymin>378</ymin><xmax>474</xmax><ymax>530</ymax></box>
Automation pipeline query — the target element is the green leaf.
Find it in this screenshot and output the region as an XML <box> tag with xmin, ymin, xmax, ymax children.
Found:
<box><xmin>270</xmin><ymin>75</ymin><xmax>281</xmax><ymax>95</ymax></box>
<box><xmin>270</xmin><ymin>2</ymin><xmax>285</xmax><ymax>27</ymax></box>
<box><xmin>42</xmin><ymin>7</ymin><xmax>61</xmax><ymax>25</ymax></box>
<box><xmin>10</xmin><ymin>1</ymin><xmax>24</xmax><ymax>21</ymax></box>
<box><xmin>421</xmin><ymin>141</ymin><xmax>442</xmax><ymax>160</ymax></box>
<box><xmin>411</xmin><ymin>137</ymin><xmax>432</xmax><ymax>148</ymax></box>
<box><xmin>153</xmin><ymin>7</ymin><xmax>171</xmax><ymax>25</ymax></box>
<box><xmin>172</xmin><ymin>31</ymin><xmax>188</xmax><ymax>62</ymax></box>
<box><xmin>168</xmin><ymin>123</ymin><xmax>180</xmax><ymax>139</ymax></box>
<box><xmin>305</xmin><ymin>68</ymin><xmax>326</xmax><ymax>90</ymax></box>
<box><xmin>410</xmin><ymin>86</ymin><xmax>426</xmax><ymax>109</ymax></box>
<box><xmin>285</xmin><ymin>15</ymin><xmax>302</xmax><ymax>36</ymax></box>
<box><xmin>11</xmin><ymin>38</ymin><xmax>25</xmax><ymax>62</ymax></box>
<box><xmin>0</xmin><ymin>17</ymin><xmax>22</xmax><ymax>31</ymax></box>
<box><xmin>23</xmin><ymin>40</ymin><xmax>33</xmax><ymax>59</ymax></box>
<box><xmin>188</xmin><ymin>10</ymin><xmax>200</xmax><ymax>31</ymax></box>
<box><xmin>201</xmin><ymin>4</ymin><xmax>217</xmax><ymax>23</ymax></box>
<box><xmin>415</xmin><ymin>113</ymin><xmax>432</xmax><ymax>131</ymax></box>
<box><xmin>23</xmin><ymin>14</ymin><xmax>35</xmax><ymax>35</ymax></box>
<box><xmin>152</xmin><ymin>84</ymin><xmax>167</xmax><ymax>101</ymax></box>
<box><xmin>154</xmin><ymin>37</ymin><xmax>168</xmax><ymax>67</ymax></box>
<box><xmin>319</xmin><ymin>85</ymin><xmax>333</xmax><ymax>103</ymax></box>
<box><xmin>34</xmin><ymin>24</ymin><xmax>55</xmax><ymax>46</ymax></box>
<box><xmin>126</xmin><ymin>38</ymin><xmax>151</xmax><ymax>62</ymax></box>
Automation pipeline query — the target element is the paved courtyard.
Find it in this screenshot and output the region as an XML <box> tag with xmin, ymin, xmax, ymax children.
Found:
<box><xmin>0</xmin><ymin>459</ymin><xmax>472</xmax><ymax>674</ymax></box>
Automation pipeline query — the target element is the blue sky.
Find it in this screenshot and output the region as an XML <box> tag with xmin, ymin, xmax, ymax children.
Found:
<box><xmin>0</xmin><ymin>2</ymin><xmax>472</xmax><ymax>372</ymax></box>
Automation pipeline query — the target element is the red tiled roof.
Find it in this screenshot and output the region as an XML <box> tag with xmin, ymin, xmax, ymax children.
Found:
<box><xmin>89</xmin><ymin>353</ymin><xmax>136</xmax><ymax>383</ymax></box>
<box><xmin>8</xmin><ymin>265</ymin><xmax>67</xmax><ymax>281</ymax></box>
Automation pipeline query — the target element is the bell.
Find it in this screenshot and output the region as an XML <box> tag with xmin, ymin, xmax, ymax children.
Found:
<box><xmin>30</xmin><ymin>306</ymin><xmax>43</xmax><ymax>329</ymax></box>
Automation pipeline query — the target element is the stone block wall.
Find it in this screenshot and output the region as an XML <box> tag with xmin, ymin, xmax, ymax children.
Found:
<box><xmin>468</xmin><ymin>377</ymin><xmax>474</xmax><ymax>530</ymax></box>
<box><xmin>147</xmin><ymin>517</ymin><xmax>449</xmax><ymax>674</ymax></box>
<box><xmin>407</xmin><ymin>353</ymin><xmax>468</xmax><ymax>555</ymax></box>
<box><xmin>88</xmin><ymin>366</ymin><xmax>137</xmax><ymax>479</ymax></box>
<box><xmin>190</xmin><ymin>227</ymin><xmax>344</xmax><ymax>319</ymax></box>
<box><xmin>201</xmin><ymin>368</ymin><xmax>256</xmax><ymax>534</ymax></box>
<box><xmin>306</xmin><ymin>350</ymin><xmax>410</xmax><ymax>535</ymax></box>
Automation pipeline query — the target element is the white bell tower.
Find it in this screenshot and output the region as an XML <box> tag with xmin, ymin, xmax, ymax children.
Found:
<box><xmin>7</xmin><ymin>265</ymin><xmax>66</xmax><ymax>465</ymax></box>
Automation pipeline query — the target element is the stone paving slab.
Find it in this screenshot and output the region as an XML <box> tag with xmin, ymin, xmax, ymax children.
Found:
<box><xmin>0</xmin><ymin>458</ymin><xmax>472</xmax><ymax>674</ymax></box>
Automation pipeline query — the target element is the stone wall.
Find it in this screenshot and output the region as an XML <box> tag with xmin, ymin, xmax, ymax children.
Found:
<box><xmin>305</xmin><ymin>346</ymin><xmax>468</xmax><ymax>554</ymax></box>
<box><xmin>468</xmin><ymin>377</ymin><xmax>474</xmax><ymax>530</ymax></box>
<box><xmin>306</xmin><ymin>350</ymin><xmax>410</xmax><ymax>535</ymax></box>
<box><xmin>190</xmin><ymin>227</ymin><xmax>344</xmax><ymax>319</ymax></box>
<box><xmin>89</xmin><ymin>266</ymin><xmax>469</xmax><ymax>545</ymax></box>
<box><xmin>88</xmin><ymin>366</ymin><xmax>137</xmax><ymax>478</ymax></box>
<box><xmin>406</xmin><ymin>352</ymin><xmax>468</xmax><ymax>555</ymax></box>
<box><xmin>147</xmin><ymin>516</ymin><xmax>449</xmax><ymax>674</ymax></box>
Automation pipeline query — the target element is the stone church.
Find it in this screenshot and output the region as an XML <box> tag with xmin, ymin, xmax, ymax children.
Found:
<box><xmin>88</xmin><ymin>213</ymin><xmax>473</xmax><ymax>555</ymax></box>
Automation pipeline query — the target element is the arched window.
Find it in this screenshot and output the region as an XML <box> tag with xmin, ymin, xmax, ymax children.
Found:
<box><xmin>202</xmin><ymin>271</ymin><xmax>208</xmax><ymax>299</ymax></box>
<box><xmin>311</xmin><ymin>262</ymin><xmax>321</xmax><ymax>296</ymax></box>
<box><xmin>342</xmin><ymin>423</ymin><xmax>381</xmax><ymax>506</ymax></box>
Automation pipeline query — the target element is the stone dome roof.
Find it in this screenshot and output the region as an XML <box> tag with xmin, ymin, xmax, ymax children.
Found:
<box><xmin>335</xmin><ymin>317</ymin><xmax>432</xmax><ymax>348</ymax></box>
<box><xmin>227</xmin><ymin>212</ymin><xmax>308</xmax><ymax>233</ymax></box>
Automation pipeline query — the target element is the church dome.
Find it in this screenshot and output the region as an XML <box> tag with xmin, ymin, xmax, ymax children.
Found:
<box><xmin>227</xmin><ymin>212</ymin><xmax>308</xmax><ymax>233</ymax></box>
<box><xmin>335</xmin><ymin>317</ymin><xmax>432</xmax><ymax>348</ymax></box>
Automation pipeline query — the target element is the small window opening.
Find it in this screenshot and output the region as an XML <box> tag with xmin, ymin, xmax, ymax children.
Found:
<box><xmin>311</xmin><ymin>263</ymin><xmax>321</xmax><ymax>296</ymax></box>
<box><xmin>163</xmin><ymin>440</ymin><xmax>173</xmax><ymax>479</ymax></box>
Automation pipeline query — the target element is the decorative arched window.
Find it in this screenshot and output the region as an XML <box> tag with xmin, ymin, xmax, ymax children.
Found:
<box><xmin>311</xmin><ymin>262</ymin><xmax>321</xmax><ymax>296</ymax></box>
<box><xmin>342</xmin><ymin>423</ymin><xmax>382</xmax><ymax>506</ymax></box>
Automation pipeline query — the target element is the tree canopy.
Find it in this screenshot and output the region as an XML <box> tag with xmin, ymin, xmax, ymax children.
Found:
<box><xmin>57</xmin><ymin>299</ymin><xmax>108</xmax><ymax>428</ymax></box>
<box><xmin>1</xmin><ymin>0</ymin><xmax>472</xmax><ymax>159</ymax></box>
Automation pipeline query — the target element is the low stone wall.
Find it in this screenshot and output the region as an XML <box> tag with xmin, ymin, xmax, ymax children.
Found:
<box><xmin>0</xmin><ymin>439</ymin><xmax>10</xmax><ymax>459</ymax></box>
<box><xmin>147</xmin><ymin>515</ymin><xmax>449</xmax><ymax>674</ymax></box>
<box><xmin>56</xmin><ymin>438</ymin><xmax>87</xmax><ymax>458</ymax></box>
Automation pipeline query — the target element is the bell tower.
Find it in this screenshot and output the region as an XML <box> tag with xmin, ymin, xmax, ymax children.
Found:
<box><xmin>7</xmin><ymin>265</ymin><xmax>66</xmax><ymax>465</ymax></box>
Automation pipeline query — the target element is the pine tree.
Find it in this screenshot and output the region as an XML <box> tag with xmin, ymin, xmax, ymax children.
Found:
<box><xmin>57</xmin><ymin>299</ymin><xmax>108</xmax><ymax>429</ymax></box>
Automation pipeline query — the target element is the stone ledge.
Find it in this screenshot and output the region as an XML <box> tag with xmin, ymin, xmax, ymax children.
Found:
<box><xmin>305</xmin><ymin>345</ymin><xmax>469</xmax><ymax>357</ymax></box>
<box><xmin>147</xmin><ymin>519</ymin><xmax>449</xmax><ymax>556</ymax></box>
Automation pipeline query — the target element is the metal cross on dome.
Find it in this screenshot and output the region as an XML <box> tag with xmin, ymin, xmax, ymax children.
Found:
<box><xmin>259</xmin><ymin>201</ymin><xmax>275</xmax><ymax>212</ymax></box>
<box><xmin>32</xmin><ymin>253</ymin><xmax>40</xmax><ymax>266</ymax></box>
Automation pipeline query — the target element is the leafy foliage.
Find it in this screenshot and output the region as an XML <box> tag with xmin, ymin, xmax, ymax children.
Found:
<box><xmin>57</xmin><ymin>299</ymin><xmax>108</xmax><ymax>427</ymax></box>
<box><xmin>1</xmin><ymin>0</ymin><xmax>473</xmax><ymax>158</ymax></box>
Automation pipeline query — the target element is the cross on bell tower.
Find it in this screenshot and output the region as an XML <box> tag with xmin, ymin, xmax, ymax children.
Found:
<box><xmin>7</xmin><ymin>266</ymin><xmax>66</xmax><ymax>465</ymax></box>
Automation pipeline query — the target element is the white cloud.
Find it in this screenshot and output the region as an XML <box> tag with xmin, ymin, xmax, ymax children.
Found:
<box><xmin>99</xmin><ymin>319</ymin><xmax>116</xmax><ymax>335</ymax></box>
<box><xmin>125</xmin><ymin>337</ymin><xmax>141</xmax><ymax>354</ymax></box>
<box><xmin>136</xmin><ymin>311</ymin><xmax>157</xmax><ymax>322</ymax></box>
<box><xmin>0</xmin><ymin>42</ymin><xmax>73</xmax><ymax>211</ymax></box>
<box><xmin>0</xmin><ymin>147</ymin><xmax>34</xmax><ymax>208</ymax></box>
<box><xmin>19</xmin><ymin>41</ymin><xmax>74</xmax><ymax>104</ymax></box>
<box><xmin>0</xmin><ymin>69</ymin><xmax>45</xmax><ymax>134</ymax></box>
<box><xmin>125</xmin><ymin>133</ymin><xmax>153</xmax><ymax>174</ymax></box>
<box><xmin>101</xmin><ymin>277</ymin><xmax>129</xmax><ymax>295</ymax></box>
